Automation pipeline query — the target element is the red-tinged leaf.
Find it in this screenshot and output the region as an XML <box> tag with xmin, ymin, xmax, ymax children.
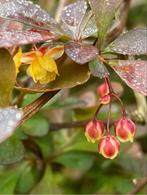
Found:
<box><xmin>0</xmin><ymin>107</ymin><xmax>23</xmax><ymax>143</ymax></box>
<box><xmin>107</xmin><ymin>29</ymin><xmax>147</xmax><ymax>55</ymax></box>
<box><xmin>65</xmin><ymin>41</ymin><xmax>98</xmax><ymax>64</ymax></box>
<box><xmin>0</xmin><ymin>30</ymin><xmax>55</xmax><ymax>48</ymax></box>
<box><xmin>109</xmin><ymin>60</ymin><xmax>147</xmax><ymax>96</ymax></box>
<box><xmin>0</xmin><ymin>0</ymin><xmax>61</xmax><ymax>34</ymax></box>
<box><xmin>61</xmin><ymin>0</ymin><xmax>87</xmax><ymax>39</ymax></box>
<box><xmin>0</xmin><ymin>17</ymin><xmax>23</xmax><ymax>30</ymax></box>
<box><xmin>89</xmin><ymin>0</ymin><xmax>122</xmax><ymax>46</ymax></box>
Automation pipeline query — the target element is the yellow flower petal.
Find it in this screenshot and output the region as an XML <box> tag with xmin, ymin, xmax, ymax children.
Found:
<box><xmin>23</xmin><ymin>48</ymin><xmax>60</xmax><ymax>84</ymax></box>
<box><xmin>27</xmin><ymin>57</ymin><xmax>47</xmax><ymax>83</ymax></box>
<box><xmin>13</xmin><ymin>48</ymin><xmax>22</xmax><ymax>74</ymax></box>
<box><xmin>39</xmin><ymin>72</ymin><xmax>57</xmax><ymax>84</ymax></box>
<box><xmin>39</xmin><ymin>55</ymin><xmax>59</xmax><ymax>75</ymax></box>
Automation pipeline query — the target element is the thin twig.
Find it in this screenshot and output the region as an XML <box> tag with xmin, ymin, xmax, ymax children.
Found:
<box><xmin>49</xmin><ymin>120</ymin><xmax>113</xmax><ymax>131</ymax></box>
<box><xmin>127</xmin><ymin>177</ymin><xmax>147</xmax><ymax>195</ymax></box>
<box><xmin>49</xmin><ymin>120</ymin><xmax>88</xmax><ymax>131</ymax></box>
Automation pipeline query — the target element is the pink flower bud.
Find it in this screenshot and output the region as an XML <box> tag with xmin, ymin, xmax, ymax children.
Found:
<box><xmin>100</xmin><ymin>95</ymin><xmax>111</xmax><ymax>105</ymax></box>
<box><xmin>98</xmin><ymin>135</ymin><xmax>120</xmax><ymax>159</ymax></box>
<box><xmin>114</xmin><ymin>117</ymin><xmax>136</xmax><ymax>143</ymax></box>
<box><xmin>97</xmin><ymin>82</ymin><xmax>109</xmax><ymax>97</ymax></box>
<box><xmin>85</xmin><ymin>119</ymin><xmax>105</xmax><ymax>143</ymax></box>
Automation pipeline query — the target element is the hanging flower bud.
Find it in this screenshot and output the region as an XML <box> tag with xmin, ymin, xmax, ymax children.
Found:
<box><xmin>114</xmin><ymin>117</ymin><xmax>136</xmax><ymax>142</ymax></box>
<box><xmin>97</xmin><ymin>82</ymin><xmax>111</xmax><ymax>104</ymax></box>
<box><xmin>97</xmin><ymin>82</ymin><xmax>109</xmax><ymax>97</ymax></box>
<box><xmin>97</xmin><ymin>82</ymin><xmax>123</xmax><ymax>98</ymax></box>
<box><xmin>100</xmin><ymin>95</ymin><xmax>111</xmax><ymax>105</ymax></box>
<box><xmin>85</xmin><ymin>119</ymin><xmax>105</xmax><ymax>143</ymax></box>
<box><xmin>98</xmin><ymin>135</ymin><xmax>120</xmax><ymax>159</ymax></box>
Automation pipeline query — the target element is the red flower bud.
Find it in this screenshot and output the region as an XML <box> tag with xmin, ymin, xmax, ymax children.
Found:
<box><xmin>85</xmin><ymin>119</ymin><xmax>105</xmax><ymax>143</ymax></box>
<box><xmin>98</xmin><ymin>135</ymin><xmax>120</xmax><ymax>159</ymax></box>
<box><xmin>114</xmin><ymin>117</ymin><xmax>136</xmax><ymax>142</ymax></box>
<box><xmin>97</xmin><ymin>82</ymin><xmax>109</xmax><ymax>97</ymax></box>
<box><xmin>100</xmin><ymin>95</ymin><xmax>111</xmax><ymax>105</ymax></box>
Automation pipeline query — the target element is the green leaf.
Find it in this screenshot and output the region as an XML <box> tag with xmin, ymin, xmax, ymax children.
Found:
<box><xmin>0</xmin><ymin>48</ymin><xmax>16</xmax><ymax>107</ymax></box>
<box><xmin>0</xmin><ymin>168</ymin><xmax>21</xmax><ymax>194</ymax></box>
<box><xmin>15</xmin><ymin>162</ymin><xmax>41</xmax><ymax>194</ymax></box>
<box><xmin>65</xmin><ymin>131</ymin><xmax>98</xmax><ymax>153</ymax></box>
<box><xmin>47</xmin><ymin>58</ymin><xmax>90</xmax><ymax>89</ymax></box>
<box><xmin>31</xmin><ymin>165</ymin><xmax>61</xmax><ymax>194</ymax></box>
<box><xmin>54</xmin><ymin>151</ymin><xmax>95</xmax><ymax>170</ymax></box>
<box><xmin>22</xmin><ymin>114</ymin><xmax>49</xmax><ymax>137</ymax></box>
<box><xmin>89</xmin><ymin>57</ymin><xmax>109</xmax><ymax>78</ymax></box>
<box><xmin>0</xmin><ymin>163</ymin><xmax>28</xmax><ymax>194</ymax></box>
<box><xmin>0</xmin><ymin>137</ymin><xmax>24</xmax><ymax>165</ymax></box>
<box><xmin>89</xmin><ymin>0</ymin><xmax>122</xmax><ymax>47</ymax></box>
<box><xmin>33</xmin><ymin>135</ymin><xmax>54</xmax><ymax>159</ymax></box>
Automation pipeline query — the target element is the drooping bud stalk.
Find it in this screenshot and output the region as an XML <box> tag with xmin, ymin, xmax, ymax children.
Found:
<box><xmin>85</xmin><ymin>119</ymin><xmax>105</xmax><ymax>143</ymax></box>
<box><xmin>98</xmin><ymin>135</ymin><xmax>120</xmax><ymax>159</ymax></box>
<box><xmin>114</xmin><ymin>117</ymin><xmax>136</xmax><ymax>142</ymax></box>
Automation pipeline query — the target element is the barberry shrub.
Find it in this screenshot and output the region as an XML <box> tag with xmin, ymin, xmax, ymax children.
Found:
<box><xmin>0</xmin><ymin>0</ymin><xmax>146</xmax><ymax>194</ymax></box>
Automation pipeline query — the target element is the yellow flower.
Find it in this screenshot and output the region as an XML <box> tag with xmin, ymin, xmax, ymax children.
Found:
<box><xmin>27</xmin><ymin>54</ymin><xmax>58</xmax><ymax>84</ymax></box>
<box><xmin>14</xmin><ymin>46</ymin><xmax>64</xmax><ymax>84</ymax></box>
<box><xmin>13</xmin><ymin>48</ymin><xmax>22</xmax><ymax>74</ymax></box>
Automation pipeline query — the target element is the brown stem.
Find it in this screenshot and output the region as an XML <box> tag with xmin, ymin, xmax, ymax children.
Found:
<box><xmin>94</xmin><ymin>103</ymin><xmax>103</xmax><ymax>119</ymax></box>
<box><xmin>105</xmin><ymin>76</ymin><xmax>113</xmax><ymax>93</ymax></box>
<box><xmin>106</xmin><ymin>101</ymin><xmax>112</xmax><ymax>135</ymax></box>
<box><xmin>14</xmin><ymin>91</ymin><xmax>26</xmax><ymax>107</ymax></box>
<box><xmin>49</xmin><ymin>120</ymin><xmax>88</xmax><ymax>131</ymax></box>
<box><xmin>112</xmin><ymin>92</ymin><xmax>126</xmax><ymax>116</ymax></box>
<box><xmin>127</xmin><ymin>177</ymin><xmax>147</xmax><ymax>195</ymax></box>
<box><xmin>49</xmin><ymin>120</ymin><xmax>113</xmax><ymax>131</ymax></box>
<box><xmin>105</xmin><ymin>76</ymin><xmax>126</xmax><ymax>116</ymax></box>
<box><xmin>106</xmin><ymin>0</ymin><xmax>131</xmax><ymax>44</ymax></box>
<box><xmin>20</xmin><ymin>91</ymin><xmax>59</xmax><ymax>125</ymax></box>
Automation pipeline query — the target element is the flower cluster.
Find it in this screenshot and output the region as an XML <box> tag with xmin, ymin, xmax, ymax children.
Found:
<box><xmin>85</xmin><ymin>78</ymin><xmax>136</xmax><ymax>159</ymax></box>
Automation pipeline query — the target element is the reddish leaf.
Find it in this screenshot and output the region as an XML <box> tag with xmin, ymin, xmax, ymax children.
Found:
<box><xmin>107</xmin><ymin>29</ymin><xmax>147</xmax><ymax>55</ymax></box>
<box><xmin>0</xmin><ymin>17</ymin><xmax>23</xmax><ymax>30</ymax></box>
<box><xmin>0</xmin><ymin>0</ymin><xmax>60</xmax><ymax>33</ymax></box>
<box><xmin>0</xmin><ymin>29</ymin><xmax>55</xmax><ymax>48</ymax></box>
<box><xmin>65</xmin><ymin>42</ymin><xmax>98</xmax><ymax>64</ymax></box>
<box><xmin>61</xmin><ymin>0</ymin><xmax>87</xmax><ymax>39</ymax></box>
<box><xmin>110</xmin><ymin>60</ymin><xmax>147</xmax><ymax>96</ymax></box>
